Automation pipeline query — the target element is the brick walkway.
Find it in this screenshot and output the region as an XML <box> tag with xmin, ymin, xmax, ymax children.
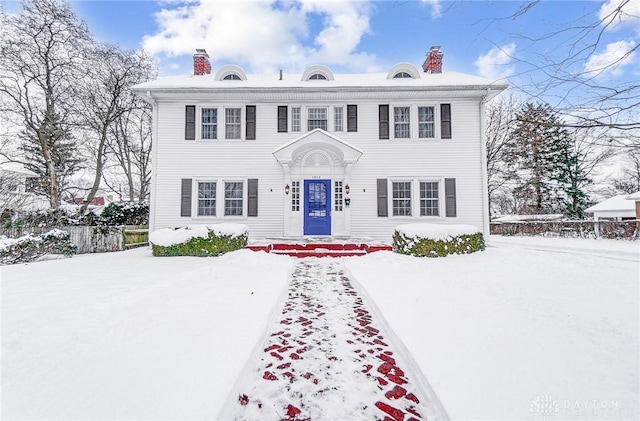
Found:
<box><xmin>227</xmin><ymin>260</ymin><xmax>447</xmax><ymax>421</ymax></box>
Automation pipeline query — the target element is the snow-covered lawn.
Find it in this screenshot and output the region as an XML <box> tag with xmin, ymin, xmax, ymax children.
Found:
<box><xmin>1</xmin><ymin>236</ymin><xmax>638</xmax><ymax>420</ymax></box>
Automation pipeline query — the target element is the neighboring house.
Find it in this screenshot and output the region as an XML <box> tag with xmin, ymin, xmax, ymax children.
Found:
<box><xmin>0</xmin><ymin>167</ymin><xmax>49</xmax><ymax>220</ymax></box>
<box><xmin>625</xmin><ymin>191</ymin><xmax>640</xmax><ymax>220</ymax></box>
<box><xmin>585</xmin><ymin>194</ymin><xmax>637</xmax><ymax>221</ymax></box>
<box><xmin>133</xmin><ymin>47</ymin><xmax>507</xmax><ymax>240</ymax></box>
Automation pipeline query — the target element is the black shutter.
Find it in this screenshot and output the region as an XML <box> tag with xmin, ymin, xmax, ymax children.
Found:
<box><xmin>246</xmin><ymin>105</ymin><xmax>256</xmax><ymax>140</ymax></box>
<box><xmin>248</xmin><ymin>179</ymin><xmax>258</xmax><ymax>217</ymax></box>
<box><xmin>347</xmin><ymin>104</ymin><xmax>358</xmax><ymax>132</ymax></box>
<box><xmin>377</xmin><ymin>178</ymin><xmax>388</xmax><ymax>217</ymax></box>
<box><xmin>185</xmin><ymin>105</ymin><xmax>196</xmax><ymax>140</ymax></box>
<box><xmin>445</xmin><ymin>178</ymin><xmax>456</xmax><ymax>217</ymax></box>
<box><xmin>441</xmin><ymin>104</ymin><xmax>451</xmax><ymax>139</ymax></box>
<box><xmin>379</xmin><ymin>105</ymin><xmax>389</xmax><ymax>139</ymax></box>
<box><xmin>181</xmin><ymin>178</ymin><xmax>192</xmax><ymax>217</ymax></box>
<box><xmin>277</xmin><ymin>106</ymin><xmax>288</xmax><ymax>133</ymax></box>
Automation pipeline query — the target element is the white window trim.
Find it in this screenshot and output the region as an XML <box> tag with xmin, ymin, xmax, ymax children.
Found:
<box><xmin>388</xmin><ymin>178</ymin><xmax>445</xmax><ymax>218</ymax></box>
<box><xmin>306</xmin><ymin>106</ymin><xmax>329</xmax><ymax>131</ymax></box>
<box><xmin>196</xmin><ymin>105</ymin><xmax>247</xmax><ymax>141</ymax></box>
<box><xmin>196</xmin><ymin>180</ymin><xmax>217</xmax><ymax>217</ymax></box>
<box><xmin>194</xmin><ymin>178</ymin><xmax>248</xmax><ymax>218</ymax></box>
<box><xmin>418</xmin><ymin>179</ymin><xmax>443</xmax><ymax>218</ymax></box>
<box><xmin>333</xmin><ymin>105</ymin><xmax>344</xmax><ymax>132</ymax></box>
<box><xmin>388</xmin><ymin>104</ymin><xmax>444</xmax><ymax>140</ymax></box>
<box><xmin>290</xmin><ymin>105</ymin><xmax>302</xmax><ymax>133</ymax></box>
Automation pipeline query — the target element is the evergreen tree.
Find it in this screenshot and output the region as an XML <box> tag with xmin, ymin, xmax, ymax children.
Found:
<box><xmin>505</xmin><ymin>102</ymin><xmax>574</xmax><ymax>214</ymax></box>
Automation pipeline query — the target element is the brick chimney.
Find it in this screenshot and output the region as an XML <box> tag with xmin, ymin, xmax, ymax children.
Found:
<box><xmin>193</xmin><ymin>49</ymin><xmax>211</xmax><ymax>75</ymax></box>
<box><xmin>422</xmin><ymin>46</ymin><xmax>443</xmax><ymax>73</ymax></box>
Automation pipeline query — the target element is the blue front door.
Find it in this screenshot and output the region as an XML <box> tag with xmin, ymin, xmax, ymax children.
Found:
<box><xmin>304</xmin><ymin>180</ymin><xmax>331</xmax><ymax>235</ymax></box>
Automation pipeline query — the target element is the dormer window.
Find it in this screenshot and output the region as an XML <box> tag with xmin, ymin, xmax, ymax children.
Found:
<box><xmin>215</xmin><ymin>65</ymin><xmax>247</xmax><ymax>81</ymax></box>
<box><xmin>393</xmin><ymin>71</ymin><xmax>413</xmax><ymax>79</ymax></box>
<box><xmin>302</xmin><ymin>65</ymin><xmax>335</xmax><ymax>81</ymax></box>
<box><xmin>386</xmin><ymin>63</ymin><xmax>421</xmax><ymax>80</ymax></box>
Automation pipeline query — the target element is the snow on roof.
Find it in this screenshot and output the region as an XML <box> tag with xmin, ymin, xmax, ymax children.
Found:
<box><xmin>133</xmin><ymin>70</ymin><xmax>507</xmax><ymax>91</ymax></box>
<box><xmin>585</xmin><ymin>194</ymin><xmax>636</xmax><ymax>213</ymax></box>
<box><xmin>625</xmin><ymin>191</ymin><xmax>640</xmax><ymax>200</ymax></box>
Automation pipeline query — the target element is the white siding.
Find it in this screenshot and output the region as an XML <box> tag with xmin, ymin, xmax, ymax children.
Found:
<box><xmin>151</xmin><ymin>95</ymin><xmax>489</xmax><ymax>241</ymax></box>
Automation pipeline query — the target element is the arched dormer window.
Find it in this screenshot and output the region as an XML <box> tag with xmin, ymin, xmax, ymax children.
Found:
<box><xmin>302</xmin><ymin>65</ymin><xmax>334</xmax><ymax>81</ymax></box>
<box><xmin>386</xmin><ymin>63</ymin><xmax>421</xmax><ymax>80</ymax></box>
<box><xmin>393</xmin><ymin>71</ymin><xmax>413</xmax><ymax>79</ymax></box>
<box><xmin>215</xmin><ymin>65</ymin><xmax>247</xmax><ymax>81</ymax></box>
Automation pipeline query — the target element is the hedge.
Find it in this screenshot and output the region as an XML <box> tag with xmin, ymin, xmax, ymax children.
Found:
<box><xmin>151</xmin><ymin>228</ymin><xmax>248</xmax><ymax>257</ymax></box>
<box><xmin>0</xmin><ymin>229</ymin><xmax>77</xmax><ymax>265</ymax></box>
<box><xmin>393</xmin><ymin>229</ymin><xmax>485</xmax><ymax>257</ymax></box>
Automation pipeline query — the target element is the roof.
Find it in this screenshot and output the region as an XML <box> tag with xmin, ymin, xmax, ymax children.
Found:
<box><xmin>133</xmin><ymin>70</ymin><xmax>508</xmax><ymax>97</ymax></box>
<box><xmin>585</xmin><ymin>194</ymin><xmax>636</xmax><ymax>213</ymax></box>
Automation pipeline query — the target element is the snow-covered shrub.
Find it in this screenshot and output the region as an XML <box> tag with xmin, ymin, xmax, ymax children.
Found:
<box><xmin>150</xmin><ymin>224</ymin><xmax>248</xmax><ymax>257</ymax></box>
<box><xmin>0</xmin><ymin>229</ymin><xmax>77</xmax><ymax>265</ymax></box>
<box><xmin>98</xmin><ymin>202</ymin><xmax>149</xmax><ymax>226</ymax></box>
<box><xmin>393</xmin><ymin>223</ymin><xmax>485</xmax><ymax>257</ymax></box>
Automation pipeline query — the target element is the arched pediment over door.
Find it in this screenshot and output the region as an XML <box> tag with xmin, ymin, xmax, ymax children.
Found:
<box><xmin>273</xmin><ymin>129</ymin><xmax>363</xmax><ymax>236</ymax></box>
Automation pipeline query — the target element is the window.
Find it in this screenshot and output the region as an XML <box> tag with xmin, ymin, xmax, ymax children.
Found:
<box><xmin>394</xmin><ymin>107</ymin><xmax>410</xmax><ymax>138</ymax></box>
<box><xmin>308</xmin><ymin>107</ymin><xmax>328</xmax><ymax>131</ymax></box>
<box><xmin>225</xmin><ymin>182</ymin><xmax>243</xmax><ymax>216</ymax></box>
<box><xmin>198</xmin><ymin>182</ymin><xmax>216</xmax><ymax>216</ymax></box>
<box><xmin>393</xmin><ymin>71</ymin><xmax>413</xmax><ymax>79</ymax></box>
<box><xmin>334</xmin><ymin>106</ymin><xmax>343</xmax><ymax>132</ymax></box>
<box><xmin>223</xmin><ymin>73</ymin><xmax>241</xmax><ymax>80</ymax></box>
<box><xmin>418</xmin><ymin>107</ymin><xmax>435</xmax><ymax>138</ymax></box>
<box><xmin>225</xmin><ymin>108</ymin><xmax>241</xmax><ymax>139</ymax></box>
<box><xmin>202</xmin><ymin>108</ymin><xmax>217</xmax><ymax>139</ymax></box>
<box><xmin>291</xmin><ymin>181</ymin><xmax>300</xmax><ymax>211</ymax></box>
<box><xmin>334</xmin><ymin>181</ymin><xmax>343</xmax><ymax>211</ymax></box>
<box><xmin>309</xmin><ymin>73</ymin><xmax>327</xmax><ymax>80</ymax></box>
<box><xmin>392</xmin><ymin>182</ymin><xmax>412</xmax><ymax>216</ymax></box>
<box><xmin>420</xmin><ymin>182</ymin><xmax>439</xmax><ymax>216</ymax></box>
<box><xmin>291</xmin><ymin>107</ymin><xmax>301</xmax><ymax>132</ymax></box>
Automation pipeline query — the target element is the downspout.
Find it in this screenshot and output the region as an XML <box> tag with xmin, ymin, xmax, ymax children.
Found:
<box><xmin>479</xmin><ymin>88</ymin><xmax>491</xmax><ymax>241</ymax></box>
<box><xmin>146</xmin><ymin>91</ymin><xmax>159</xmax><ymax>233</ymax></box>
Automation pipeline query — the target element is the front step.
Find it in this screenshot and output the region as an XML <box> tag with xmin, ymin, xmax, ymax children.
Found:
<box><xmin>245</xmin><ymin>242</ymin><xmax>392</xmax><ymax>258</ymax></box>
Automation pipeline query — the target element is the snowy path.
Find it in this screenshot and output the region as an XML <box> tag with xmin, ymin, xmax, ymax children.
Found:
<box><xmin>221</xmin><ymin>259</ymin><xmax>448</xmax><ymax>421</ymax></box>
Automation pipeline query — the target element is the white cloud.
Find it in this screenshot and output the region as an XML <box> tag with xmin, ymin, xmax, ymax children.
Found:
<box><xmin>598</xmin><ymin>0</ymin><xmax>640</xmax><ymax>33</ymax></box>
<box><xmin>474</xmin><ymin>43</ymin><xmax>516</xmax><ymax>80</ymax></box>
<box><xmin>583</xmin><ymin>39</ymin><xmax>637</xmax><ymax>78</ymax></box>
<box><xmin>420</xmin><ymin>0</ymin><xmax>442</xmax><ymax>19</ymax></box>
<box><xmin>142</xmin><ymin>0</ymin><xmax>377</xmax><ymax>73</ymax></box>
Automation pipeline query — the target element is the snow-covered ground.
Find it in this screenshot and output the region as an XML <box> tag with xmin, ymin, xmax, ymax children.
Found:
<box><xmin>1</xmin><ymin>236</ymin><xmax>638</xmax><ymax>420</ymax></box>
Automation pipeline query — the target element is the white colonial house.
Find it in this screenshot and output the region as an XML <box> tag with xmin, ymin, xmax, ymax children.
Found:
<box><xmin>133</xmin><ymin>47</ymin><xmax>506</xmax><ymax>241</ymax></box>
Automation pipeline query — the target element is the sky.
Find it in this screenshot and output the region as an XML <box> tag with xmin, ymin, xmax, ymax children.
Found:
<box><xmin>2</xmin><ymin>0</ymin><xmax>636</xmax><ymax>85</ymax></box>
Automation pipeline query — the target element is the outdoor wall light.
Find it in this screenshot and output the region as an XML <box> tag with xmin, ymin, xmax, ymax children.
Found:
<box><xmin>344</xmin><ymin>184</ymin><xmax>350</xmax><ymax>195</ymax></box>
<box><xmin>285</xmin><ymin>184</ymin><xmax>290</xmax><ymax>195</ymax></box>
<box><xmin>345</xmin><ymin>197</ymin><xmax>351</xmax><ymax>207</ymax></box>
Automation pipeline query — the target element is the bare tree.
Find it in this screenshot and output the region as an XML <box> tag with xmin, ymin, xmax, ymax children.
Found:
<box><xmin>78</xmin><ymin>46</ymin><xmax>155</xmax><ymax>213</ymax></box>
<box><xmin>494</xmin><ymin>0</ymin><xmax>639</xmax><ymax>147</ymax></box>
<box><xmin>0</xmin><ymin>0</ymin><xmax>91</xmax><ymax>208</ymax></box>
<box><xmin>485</xmin><ymin>95</ymin><xmax>520</xmax><ymax>213</ymax></box>
<box><xmin>103</xmin><ymin>100</ymin><xmax>153</xmax><ymax>202</ymax></box>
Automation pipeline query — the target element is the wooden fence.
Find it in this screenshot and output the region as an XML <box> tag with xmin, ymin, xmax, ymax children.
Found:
<box><xmin>0</xmin><ymin>225</ymin><xmax>149</xmax><ymax>254</ymax></box>
<box><xmin>490</xmin><ymin>220</ymin><xmax>639</xmax><ymax>240</ymax></box>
